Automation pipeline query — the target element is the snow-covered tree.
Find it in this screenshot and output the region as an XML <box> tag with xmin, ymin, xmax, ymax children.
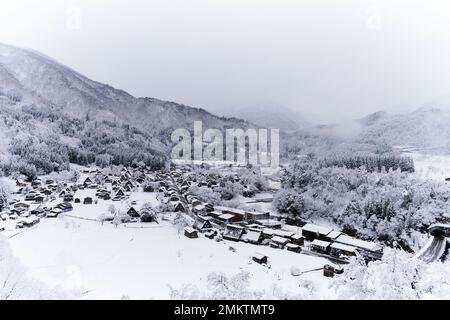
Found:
<box><xmin>0</xmin><ymin>236</ymin><xmax>66</xmax><ymax>299</ymax></box>
<box><xmin>332</xmin><ymin>249</ymin><xmax>424</xmax><ymax>299</ymax></box>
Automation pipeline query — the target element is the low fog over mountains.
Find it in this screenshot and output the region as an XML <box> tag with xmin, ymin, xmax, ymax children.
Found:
<box><xmin>221</xmin><ymin>104</ymin><xmax>311</xmax><ymax>132</ymax></box>
<box><xmin>1</xmin><ymin>42</ymin><xmax>450</xmax><ymax>178</ymax></box>
<box><xmin>0</xmin><ymin>43</ymin><xmax>250</xmax><ymax>176</ymax></box>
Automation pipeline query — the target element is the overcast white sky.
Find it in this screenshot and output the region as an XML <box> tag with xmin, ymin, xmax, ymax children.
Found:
<box><xmin>1</xmin><ymin>0</ymin><xmax>450</xmax><ymax>123</ymax></box>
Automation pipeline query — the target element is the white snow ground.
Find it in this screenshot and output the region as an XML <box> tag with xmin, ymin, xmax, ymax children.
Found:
<box><xmin>410</xmin><ymin>152</ymin><xmax>450</xmax><ymax>181</ymax></box>
<box><xmin>7</xmin><ymin>217</ymin><xmax>333</xmax><ymax>299</ymax></box>
<box><xmin>4</xmin><ymin>187</ymin><xmax>333</xmax><ymax>299</ymax></box>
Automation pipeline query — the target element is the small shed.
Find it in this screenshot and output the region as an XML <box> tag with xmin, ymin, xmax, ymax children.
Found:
<box><xmin>83</xmin><ymin>197</ymin><xmax>93</xmax><ymax>205</ymax></box>
<box><xmin>270</xmin><ymin>236</ymin><xmax>290</xmax><ymax>249</ymax></box>
<box><xmin>58</xmin><ymin>202</ymin><xmax>73</xmax><ymax>212</ymax></box>
<box><xmin>301</xmin><ymin>223</ymin><xmax>333</xmax><ymax>241</ymax></box>
<box><xmin>173</xmin><ymin>201</ymin><xmax>186</xmax><ymax>213</ymax></box>
<box><xmin>192</xmin><ymin>204</ymin><xmax>207</xmax><ymax>215</ymax></box>
<box><xmin>20</xmin><ymin>216</ymin><xmax>40</xmax><ymax>227</ymax></box>
<box><xmin>286</xmin><ymin>243</ymin><xmax>302</xmax><ymax>253</ymax></box>
<box><xmin>242</xmin><ymin>228</ymin><xmax>263</xmax><ymax>244</ymax></box>
<box><xmin>184</xmin><ymin>227</ymin><xmax>198</xmax><ymax>239</ymax></box>
<box><xmin>205</xmin><ymin>230</ymin><xmax>217</xmax><ymax>239</ymax></box>
<box><xmin>330</xmin><ymin>242</ymin><xmax>357</xmax><ymax>257</ymax></box>
<box><xmin>217</xmin><ymin>213</ymin><xmax>236</xmax><ymax>224</ymax></box>
<box><xmin>252</xmin><ymin>253</ymin><xmax>268</xmax><ymax>265</ymax></box>
<box><xmin>290</xmin><ymin>234</ymin><xmax>305</xmax><ymax>246</ymax></box>
<box><xmin>323</xmin><ymin>265</ymin><xmax>335</xmax><ymax>278</ymax></box>
<box><xmin>115</xmin><ymin>189</ymin><xmax>126</xmax><ymax>197</ymax></box>
<box><xmin>194</xmin><ymin>216</ymin><xmax>213</xmax><ymax>231</ymax></box>
<box><xmin>35</xmin><ymin>195</ymin><xmax>45</xmax><ymax>203</ymax></box>
<box><xmin>245</xmin><ymin>211</ymin><xmax>269</xmax><ymax>222</ymax></box>
<box><xmin>47</xmin><ymin>208</ymin><xmax>62</xmax><ymax>218</ymax></box>
<box><xmin>143</xmin><ymin>185</ymin><xmax>154</xmax><ymax>192</ymax></box>
<box><xmin>63</xmin><ymin>195</ymin><xmax>74</xmax><ymax>202</ymax></box>
<box><xmin>323</xmin><ymin>264</ymin><xmax>344</xmax><ymax>278</ymax></box>
<box><xmin>223</xmin><ymin>225</ymin><xmax>245</xmax><ymax>241</ymax></box>
<box><xmin>311</xmin><ymin>239</ymin><xmax>331</xmax><ymax>254</ymax></box>
<box><xmin>127</xmin><ymin>207</ymin><xmax>140</xmax><ymax>218</ymax></box>
<box><xmin>326</xmin><ymin>230</ymin><xmax>342</xmax><ymax>242</ymax></box>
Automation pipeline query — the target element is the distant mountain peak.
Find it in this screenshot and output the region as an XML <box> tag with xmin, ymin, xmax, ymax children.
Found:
<box><xmin>222</xmin><ymin>104</ymin><xmax>311</xmax><ymax>131</ymax></box>
<box><xmin>357</xmin><ymin>110</ymin><xmax>389</xmax><ymax>126</ymax></box>
<box><xmin>413</xmin><ymin>105</ymin><xmax>442</xmax><ymax>113</ymax></box>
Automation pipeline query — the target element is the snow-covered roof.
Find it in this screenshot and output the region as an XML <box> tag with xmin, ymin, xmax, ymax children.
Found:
<box><xmin>19</xmin><ymin>216</ymin><xmax>40</xmax><ymax>224</ymax></box>
<box><xmin>226</xmin><ymin>224</ymin><xmax>244</xmax><ymax>230</ymax></box>
<box><xmin>302</xmin><ymin>223</ymin><xmax>333</xmax><ymax>235</ymax></box>
<box><xmin>243</xmin><ymin>230</ymin><xmax>262</xmax><ymax>242</ymax></box>
<box><xmin>253</xmin><ymin>253</ymin><xmax>267</xmax><ymax>260</ymax></box>
<box><xmin>256</xmin><ymin>219</ymin><xmax>281</xmax><ymax>227</ymax></box>
<box><xmin>311</xmin><ymin>239</ymin><xmax>331</xmax><ymax>248</ymax></box>
<box><xmin>327</xmin><ymin>230</ymin><xmax>342</xmax><ymax>240</ymax></box>
<box><xmin>246</xmin><ymin>211</ymin><xmax>268</xmax><ymax>217</ymax></box>
<box><xmin>219</xmin><ymin>213</ymin><xmax>235</xmax><ymax>220</ymax></box>
<box><xmin>271</xmin><ymin>235</ymin><xmax>290</xmax><ymax>244</ymax></box>
<box><xmin>330</xmin><ymin>242</ymin><xmax>357</xmax><ymax>253</ymax></box>
<box><xmin>184</xmin><ymin>226</ymin><xmax>196</xmax><ymax>233</ymax></box>
<box><xmin>335</xmin><ymin>235</ymin><xmax>381</xmax><ymax>252</ymax></box>
<box><xmin>272</xmin><ymin>229</ymin><xmax>295</xmax><ymax>238</ymax></box>
<box><xmin>214</xmin><ymin>206</ymin><xmax>245</xmax><ymax>216</ymax></box>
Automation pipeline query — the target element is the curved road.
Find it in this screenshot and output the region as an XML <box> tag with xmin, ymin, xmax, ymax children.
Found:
<box><xmin>413</xmin><ymin>236</ymin><xmax>447</xmax><ymax>263</ymax></box>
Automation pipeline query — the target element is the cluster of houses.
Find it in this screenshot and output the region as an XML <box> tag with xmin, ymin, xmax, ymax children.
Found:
<box><xmin>163</xmin><ymin>167</ymin><xmax>383</xmax><ymax>263</ymax></box>
<box><xmin>0</xmin><ymin>166</ymin><xmax>164</xmax><ymax>229</ymax></box>
<box><xmin>0</xmin><ymin>164</ymin><xmax>384</xmax><ymax>264</ymax></box>
<box><xmin>302</xmin><ymin>224</ymin><xmax>383</xmax><ymax>261</ymax></box>
<box><xmin>191</xmin><ymin>206</ymin><xmax>383</xmax><ymax>261</ymax></box>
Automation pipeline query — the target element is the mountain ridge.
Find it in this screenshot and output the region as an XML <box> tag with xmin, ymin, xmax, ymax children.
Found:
<box><xmin>0</xmin><ymin>43</ymin><xmax>253</xmax><ymax>177</ymax></box>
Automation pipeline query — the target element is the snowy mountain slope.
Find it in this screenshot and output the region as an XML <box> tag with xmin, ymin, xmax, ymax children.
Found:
<box><xmin>0</xmin><ymin>43</ymin><xmax>254</xmax><ymax>176</ymax></box>
<box><xmin>223</xmin><ymin>104</ymin><xmax>311</xmax><ymax>131</ymax></box>
<box><xmin>357</xmin><ymin>108</ymin><xmax>450</xmax><ymax>152</ymax></box>
<box><xmin>0</xmin><ymin>43</ymin><xmax>248</xmax><ymax>134</ymax></box>
<box><xmin>283</xmin><ymin>107</ymin><xmax>450</xmax><ymax>157</ymax></box>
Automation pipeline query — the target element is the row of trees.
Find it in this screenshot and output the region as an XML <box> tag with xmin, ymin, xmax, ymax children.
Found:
<box><xmin>332</xmin><ymin>249</ymin><xmax>450</xmax><ymax>299</ymax></box>
<box><xmin>187</xmin><ymin>167</ymin><xmax>269</xmax><ymax>205</ymax></box>
<box><xmin>0</xmin><ymin>104</ymin><xmax>166</xmax><ymax>179</ymax></box>
<box><xmin>274</xmin><ymin>160</ymin><xmax>450</xmax><ymax>250</ymax></box>
<box><xmin>318</xmin><ymin>154</ymin><xmax>415</xmax><ymax>173</ymax></box>
<box><xmin>0</xmin><ymin>236</ymin><xmax>66</xmax><ymax>299</ymax></box>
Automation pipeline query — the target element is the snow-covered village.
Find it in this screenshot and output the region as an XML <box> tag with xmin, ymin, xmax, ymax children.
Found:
<box><xmin>2</xmin><ymin>0</ymin><xmax>450</xmax><ymax>303</ymax></box>
<box><xmin>1</xmin><ymin>153</ymin><xmax>450</xmax><ymax>300</ymax></box>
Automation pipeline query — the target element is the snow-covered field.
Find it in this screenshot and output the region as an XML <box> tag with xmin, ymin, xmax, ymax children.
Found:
<box><xmin>409</xmin><ymin>153</ymin><xmax>450</xmax><ymax>181</ymax></box>
<box><xmin>6</xmin><ymin>216</ymin><xmax>332</xmax><ymax>299</ymax></box>
<box><xmin>2</xmin><ymin>185</ymin><xmax>333</xmax><ymax>299</ymax></box>
<box><xmin>64</xmin><ymin>190</ymin><xmax>160</xmax><ymax>220</ymax></box>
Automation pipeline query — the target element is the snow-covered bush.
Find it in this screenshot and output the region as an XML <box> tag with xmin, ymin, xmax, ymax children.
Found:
<box><xmin>290</xmin><ymin>266</ymin><xmax>301</xmax><ymax>277</ymax></box>
<box><xmin>206</xmin><ymin>272</ymin><xmax>253</xmax><ymax>300</ymax></box>
<box><xmin>332</xmin><ymin>248</ymin><xmax>450</xmax><ymax>299</ymax></box>
<box><xmin>273</xmin><ymin>189</ymin><xmax>305</xmax><ymax>218</ymax></box>
<box><xmin>0</xmin><ymin>236</ymin><xmax>67</xmax><ymax>299</ymax></box>
<box><xmin>188</xmin><ymin>186</ymin><xmax>221</xmax><ymax>205</ymax></box>
<box><xmin>278</xmin><ymin>160</ymin><xmax>450</xmax><ymax>249</ymax></box>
